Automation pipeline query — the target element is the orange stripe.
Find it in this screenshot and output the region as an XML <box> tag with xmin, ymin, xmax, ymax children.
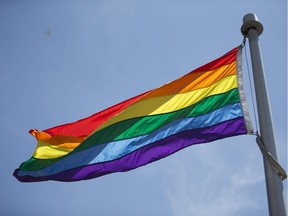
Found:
<box><xmin>31</xmin><ymin>130</ymin><xmax>86</xmax><ymax>159</ymax></box>
<box><xmin>141</xmin><ymin>61</ymin><xmax>236</xmax><ymax>100</ymax></box>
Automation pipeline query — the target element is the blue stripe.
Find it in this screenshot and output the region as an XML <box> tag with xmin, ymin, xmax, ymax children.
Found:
<box><xmin>17</xmin><ymin>103</ymin><xmax>243</xmax><ymax>177</ymax></box>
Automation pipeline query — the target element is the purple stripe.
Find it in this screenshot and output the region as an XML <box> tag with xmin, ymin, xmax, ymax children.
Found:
<box><xmin>15</xmin><ymin>117</ymin><xmax>247</xmax><ymax>182</ymax></box>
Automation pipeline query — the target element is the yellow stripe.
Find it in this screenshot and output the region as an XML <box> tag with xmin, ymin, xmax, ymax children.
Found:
<box><xmin>32</xmin><ymin>131</ymin><xmax>85</xmax><ymax>159</ymax></box>
<box><xmin>33</xmin><ymin>141</ymin><xmax>81</xmax><ymax>159</ymax></box>
<box><xmin>141</xmin><ymin>62</ymin><xmax>236</xmax><ymax>99</ymax></box>
<box><xmin>91</xmin><ymin>75</ymin><xmax>237</xmax><ymax>135</ymax></box>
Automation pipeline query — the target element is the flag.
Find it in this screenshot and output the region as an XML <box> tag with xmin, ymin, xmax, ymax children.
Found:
<box><xmin>14</xmin><ymin>45</ymin><xmax>252</xmax><ymax>182</ymax></box>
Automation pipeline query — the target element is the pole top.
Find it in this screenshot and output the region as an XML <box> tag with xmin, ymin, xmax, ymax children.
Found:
<box><xmin>241</xmin><ymin>13</ymin><xmax>263</xmax><ymax>36</ymax></box>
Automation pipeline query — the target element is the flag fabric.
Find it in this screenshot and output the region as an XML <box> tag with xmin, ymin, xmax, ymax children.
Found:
<box><xmin>14</xmin><ymin>45</ymin><xmax>252</xmax><ymax>182</ymax></box>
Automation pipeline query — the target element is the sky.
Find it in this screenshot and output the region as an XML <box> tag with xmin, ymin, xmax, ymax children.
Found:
<box><xmin>0</xmin><ymin>1</ymin><xmax>287</xmax><ymax>216</ymax></box>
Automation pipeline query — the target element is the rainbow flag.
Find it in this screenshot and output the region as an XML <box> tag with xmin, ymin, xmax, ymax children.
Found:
<box><xmin>14</xmin><ymin>45</ymin><xmax>252</xmax><ymax>182</ymax></box>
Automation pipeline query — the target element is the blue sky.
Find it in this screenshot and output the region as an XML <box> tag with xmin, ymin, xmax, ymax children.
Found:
<box><xmin>0</xmin><ymin>1</ymin><xmax>286</xmax><ymax>216</ymax></box>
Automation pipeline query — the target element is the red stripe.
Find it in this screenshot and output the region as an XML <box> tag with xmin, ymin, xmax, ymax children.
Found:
<box><xmin>40</xmin><ymin>47</ymin><xmax>238</xmax><ymax>137</ymax></box>
<box><xmin>192</xmin><ymin>47</ymin><xmax>238</xmax><ymax>73</ymax></box>
<box><xmin>42</xmin><ymin>91</ymin><xmax>150</xmax><ymax>137</ymax></box>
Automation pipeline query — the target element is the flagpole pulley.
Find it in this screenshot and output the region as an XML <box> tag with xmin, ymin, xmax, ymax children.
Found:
<box><xmin>241</xmin><ymin>13</ymin><xmax>263</xmax><ymax>36</ymax></box>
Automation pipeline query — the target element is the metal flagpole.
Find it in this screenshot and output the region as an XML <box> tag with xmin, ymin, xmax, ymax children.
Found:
<box><xmin>241</xmin><ymin>13</ymin><xmax>286</xmax><ymax>216</ymax></box>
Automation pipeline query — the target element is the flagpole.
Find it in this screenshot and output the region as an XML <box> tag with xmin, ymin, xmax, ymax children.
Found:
<box><xmin>241</xmin><ymin>13</ymin><xmax>286</xmax><ymax>216</ymax></box>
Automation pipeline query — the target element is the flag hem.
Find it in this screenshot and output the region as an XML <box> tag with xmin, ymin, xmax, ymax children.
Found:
<box><xmin>236</xmin><ymin>45</ymin><xmax>253</xmax><ymax>134</ymax></box>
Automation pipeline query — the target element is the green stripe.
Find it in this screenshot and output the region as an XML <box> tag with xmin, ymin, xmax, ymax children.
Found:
<box><xmin>19</xmin><ymin>88</ymin><xmax>240</xmax><ymax>171</ymax></box>
<box><xmin>76</xmin><ymin>88</ymin><xmax>240</xmax><ymax>151</ymax></box>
